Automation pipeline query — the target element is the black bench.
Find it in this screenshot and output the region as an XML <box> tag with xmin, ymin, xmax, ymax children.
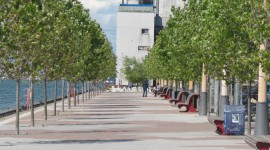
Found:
<box><xmin>169</xmin><ymin>91</ymin><xmax>188</xmax><ymax>104</ymax></box>
<box><xmin>160</xmin><ymin>88</ymin><xmax>172</xmax><ymax>99</ymax></box>
<box><xmin>244</xmin><ymin>135</ymin><xmax>270</xmax><ymax>150</ymax></box>
<box><xmin>176</xmin><ymin>93</ymin><xmax>199</xmax><ymax>112</ymax></box>
<box><xmin>208</xmin><ymin>115</ymin><xmax>224</xmax><ymax>135</ymax></box>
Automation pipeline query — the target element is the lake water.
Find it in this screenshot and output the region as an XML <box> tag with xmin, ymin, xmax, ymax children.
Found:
<box><xmin>0</xmin><ymin>80</ymin><xmax>84</xmax><ymax>112</ymax></box>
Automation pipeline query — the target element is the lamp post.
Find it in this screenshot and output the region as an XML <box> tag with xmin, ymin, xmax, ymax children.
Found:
<box><xmin>254</xmin><ymin>0</ymin><xmax>269</xmax><ymax>136</ymax></box>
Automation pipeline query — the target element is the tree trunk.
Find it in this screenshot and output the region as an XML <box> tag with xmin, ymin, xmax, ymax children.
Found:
<box><xmin>16</xmin><ymin>79</ymin><xmax>20</xmax><ymax>135</ymax></box>
<box><xmin>88</xmin><ymin>82</ymin><xmax>89</xmax><ymax>98</ymax></box>
<box><xmin>247</xmin><ymin>80</ymin><xmax>252</xmax><ymax>135</ymax></box>
<box><xmin>175</xmin><ymin>80</ymin><xmax>179</xmax><ymax>91</ymax></box>
<box><xmin>95</xmin><ymin>82</ymin><xmax>98</xmax><ymax>96</ymax></box>
<box><xmin>96</xmin><ymin>82</ymin><xmax>98</xmax><ymax>95</ymax></box>
<box><xmin>208</xmin><ymin>78</ymin><xmax>214</xmax><ymax>114</ymax></box>
<box><xmin>68</xmin><ymin>82</ymin><xmax>71</xmax><ymax>109</ymax></box>
<box><xmin>53</xmin><ymin>80</ymin><xmax>57</xmax><ymax>116</ymax></box>
<box><xmin>97</xmin><ymin>82</ymin><xmax>100</xmax><ymax>95</ymax></box>
<box><xmin>30</xmin><ymin>79</ymin><xmax>35</xmax><ymax>127</ymax></box>
<box><xmin>89</xmin><ymin>82</ymin><xmax>92</xmax><ymax>99</ymax></box>
<box><xmin>85</xmin><ymin>82</ymin><xmax>89</xmax><ymax>101</ymax></box>
<box><xmin>86</xmin><ymin>82</ymin><xmax>90</xmax><ymax>100</ymax></box>
<box><xmin>214</xmin><ymin>79</ymin><xmax>220</xmax><ymax>114</ymax></box>
<box><xmin>44</xmin><ymin>79</ymin><xmax>47</xmax><ymax>120</ymax></box>
<box><xmin>77</xmin><ymin>81</ymin><xmax>79</xmax><ymax>105</ymax></box>
<box><xmin>82</xmin><ymin>81</ymin><xmax>84</xmax><ymax>103</ymax></box>
<box><xmin>62</xmin><ymin>80</ymin><xmax>65</xmax><ymax>112</ymax></box>
<box><xmin>74</xmin><ymin>82</ymin><xmax>77</xmax><ymax>107</ymax></box>
<box><xmin>100</xmin><ymin>82</ymin><xmax>102</xmax><ymax>94</ymax></box>
<box><xmin>94</xmin><ymin>82</ymin><xmax>96</xmax><ymax>97</ymax></box>
<box><xmin>100</xmin><ymin>82</ymin><xmax>102</xmax><ymax>93</ymax></box>
<box><xmin>96</xmin><ymin>82</ymin><xmax>99</xmax><ymax>96</ymax></box>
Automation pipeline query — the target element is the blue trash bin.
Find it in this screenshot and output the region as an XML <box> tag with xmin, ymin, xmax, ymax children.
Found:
<box><xmin>224</xmin><ymin>105</ymin><xmax>245</xmax><ymax>135</ymax></box>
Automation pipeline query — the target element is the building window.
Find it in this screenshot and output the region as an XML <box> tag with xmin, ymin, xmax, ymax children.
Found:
<box><xmin>141</xmin><ymin>28</ymin><xmax>149</xmax><ymax>34</ymax></box>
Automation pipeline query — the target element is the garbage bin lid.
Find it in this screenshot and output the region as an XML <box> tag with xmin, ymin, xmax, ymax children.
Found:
<box><xmin>224</xmin><ymin>105</ymin><xmax>245</xmax><ymax>112</ymax></box>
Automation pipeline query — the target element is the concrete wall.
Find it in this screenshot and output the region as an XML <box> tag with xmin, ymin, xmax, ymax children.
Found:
<box><xmin>116</xmin><ymin>0</ymin><xmax>183</xmax><ymax>86</ymax></box>
<box><xmin>157</xmin><ymin>0</ymin><xmax>184</xmax><ymax>26</ymax></box>
<box><xmin>116</xmin><ymin>12</ymin><xmax>155</xmax><ymax>85</ymax></box>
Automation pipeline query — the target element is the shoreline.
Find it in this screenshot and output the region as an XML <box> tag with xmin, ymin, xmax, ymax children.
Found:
<box><xmin>0</xmin><ymin>96</ymin><xmax>67</xmax><ymax>119</ymax></box>
<box><xmin>0</xmin><ymin>91</ymin><xmax>88</xmax><ymax>120</ymax></box>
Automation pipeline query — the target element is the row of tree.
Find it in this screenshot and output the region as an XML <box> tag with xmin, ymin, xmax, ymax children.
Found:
<box><xmin>145</xmin><ymin>0</ymin><xmax>270</xmax><ymax>135</ymax></box>
<box><xmin>146</xmin><ymin>0</ymin><xmax>269</xmax><ymax>83</ymax></box>
<box><xmin>0</xmin><ymin>0</ymin><xmax>116</xmax><ymax>134</ymax></box>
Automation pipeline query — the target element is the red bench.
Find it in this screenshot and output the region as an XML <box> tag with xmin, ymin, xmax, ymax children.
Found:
<box><xmin>157</xmin><ymin>87</ymin><xmax>167</xmax><ymax>95</ymax></box>
<box><xmin>244</xmin><ymin>135</ymin><xmax>270</xmax><ymax>150</ymax></box>
<box><xmin>208</xmin><ymin>115</ymin><xmax>224</xmax><ymax>135</ymax></box>
<box><xmin>169</xmin><ymin>91</ymin><xmax>188</xmax><ymax>104</ymax></box>
<box><xmin>176</xmin><ymin>93</ymin><xmax>199</xmax><ymax>112</ymax></box>
<box><xmin>160</xmin><ymin>88</ymin><xmax>172</xmax><ymax>99</ymax></box>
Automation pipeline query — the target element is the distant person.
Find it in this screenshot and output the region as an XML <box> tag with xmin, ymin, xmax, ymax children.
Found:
<box><xmin>130</xmin><ymin>84</ymin><xmax>133</xmax><ymax>90</ymax></box>
<box><xmin>142</xmin><ymin>80</ymin><xmax>149</xmax><ymax>97</ymax></box>
<box><xmin>154</xmin><ymin>83</ymin><xmax>160</xmax><ymax>97</ymax></box>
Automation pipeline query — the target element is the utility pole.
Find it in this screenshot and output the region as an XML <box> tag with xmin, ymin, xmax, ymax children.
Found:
<box><xmin>199</xmin><ymin>64</ymin><xmax>207</xmax><ymax>116</ymax></box>
<box><xmin>254</xmin><ymin>0</ymin><xmax>269</xmax><ymax>135</ymax></box>
<box><xmin>219</xmin><ymin>69</ymin><xmax>229</xmax><ymax>118</ymax></box>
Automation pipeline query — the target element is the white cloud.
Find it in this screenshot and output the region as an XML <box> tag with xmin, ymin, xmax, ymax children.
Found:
<box><xmin>102</xmin><ymin>14</ymin><xmax>114</xmax><ymax>25</ymax></box>
<box><xmin>78</xmin><ymin>0</ymin><xmax>121</xmax><ymax>52</ymax></box>
<box><xmin>79</xmin><ymin>0</ymin><xmax>121</xmax><ymax>25</ymax></box>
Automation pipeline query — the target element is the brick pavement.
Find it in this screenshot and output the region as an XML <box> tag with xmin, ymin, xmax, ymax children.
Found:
<box><xmin>0</xmin><ymin>92</ymin><xmax>253</xmax><ymax>150</ymax></box>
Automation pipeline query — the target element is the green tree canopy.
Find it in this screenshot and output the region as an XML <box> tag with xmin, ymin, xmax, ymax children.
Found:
<box><xmin>122</xmin><ymin>56</ymin><xmax>147</xmax><ymax>85</ymax></box>
<box><xmin>146</xmin><ymin>0</ymin><xmax>270</xmax><ymax>84</ymax></box>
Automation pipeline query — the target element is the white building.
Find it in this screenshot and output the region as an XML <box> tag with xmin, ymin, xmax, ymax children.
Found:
<box><xmin>116</xmin><ymin>0</ymin><xmax>184</xmax><ymax>86</ymax></box>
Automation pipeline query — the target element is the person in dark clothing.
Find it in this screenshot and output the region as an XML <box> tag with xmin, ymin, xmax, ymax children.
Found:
<box><xmin>142</xmin><ymin>80</ymin><xmax>149</xmax><ymax>97</ymax></box>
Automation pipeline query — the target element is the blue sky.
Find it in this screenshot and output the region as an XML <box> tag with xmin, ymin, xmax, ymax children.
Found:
<box><xmin>79</xmin><ymin>0</ymin><xmax>122</xmax><ymax>53</ymax></box>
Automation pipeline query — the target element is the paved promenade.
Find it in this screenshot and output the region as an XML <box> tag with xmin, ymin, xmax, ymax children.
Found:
<box><xmin>0</xmin><ymin>92</ymin><xmax>252</xmax><ymax>150</ymax></box>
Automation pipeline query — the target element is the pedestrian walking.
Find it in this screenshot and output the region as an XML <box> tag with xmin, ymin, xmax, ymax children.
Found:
<box><xmin>142</xmin><ymin>80</ymin><xmax>148</xmax><ymax>97</ymax></box>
